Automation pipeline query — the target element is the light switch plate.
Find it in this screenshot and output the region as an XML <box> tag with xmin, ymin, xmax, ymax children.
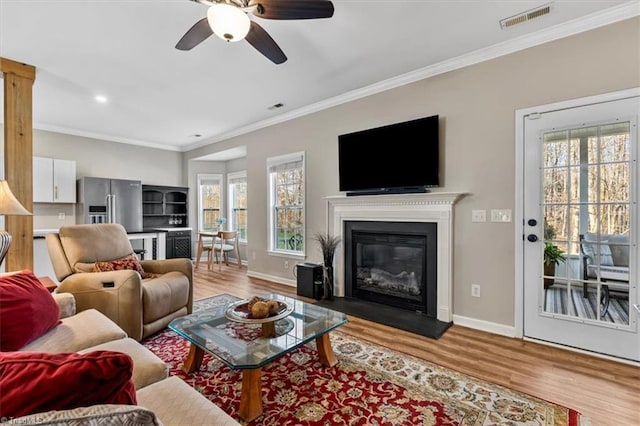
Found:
<box><xmin>471</xmin><ymin>210</ymin><xmax>486</xmax><ymax>222</ymax></box>
<box><xmin>491</xmin><ymin>209</ymin><xmax>512</xmax><ymax>222</ymax></box>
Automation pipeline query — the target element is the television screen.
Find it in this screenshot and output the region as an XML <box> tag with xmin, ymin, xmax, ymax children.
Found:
<box><xmin>338</xmin><ymin>115</ymin><xmax>439</xmax><ymax>194</ymax></box>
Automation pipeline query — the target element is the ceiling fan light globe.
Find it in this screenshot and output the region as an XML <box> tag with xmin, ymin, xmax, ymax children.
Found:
<box><xmin>207</xmin><ymin>3</ymin><xmax>251</xmax><ymax>43</ymax></box>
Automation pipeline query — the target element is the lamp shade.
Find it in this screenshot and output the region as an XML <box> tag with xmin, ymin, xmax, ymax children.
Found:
<box><xmin>0</xmin><ymin>180</ymin><xmax>31</xmax><ymax>216</ymax></box>
<box><xmin>207</xmin><ymin>3</ymin><xmax>251</xmax><ymax>42</ymax></box>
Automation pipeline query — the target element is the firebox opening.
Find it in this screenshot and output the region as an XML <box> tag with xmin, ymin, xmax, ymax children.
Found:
<box><xmin>345</xmin><ymin>221</ymin><xmax>438</xmax><ymax>318</ymax></box>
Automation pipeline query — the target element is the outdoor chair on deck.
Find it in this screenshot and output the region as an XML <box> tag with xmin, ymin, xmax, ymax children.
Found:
<box><xmin>288</xmin><ymin>233</ymin><xmax>303</xmax><ymax>251</ymax></box>
<box><xmin>579</xmin><ymin>233</ymin><xmax>629</xmax><ymax>316</ymax></box>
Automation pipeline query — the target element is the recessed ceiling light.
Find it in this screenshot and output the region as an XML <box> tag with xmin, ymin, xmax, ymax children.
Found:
<box><xmin>94</xmin><ymin>95</ymin><xmax>108</xmax><ymax>104</ymax></box>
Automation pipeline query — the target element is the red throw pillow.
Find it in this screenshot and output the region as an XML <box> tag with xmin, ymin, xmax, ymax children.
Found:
<box><xmin>94</xmin><ymin>254</ymin><xmax>152</xmax><ymax>278</ymax></box>
<box><xmin>0</xmin><ymin>350</ymin><xmax>137</xmax><ymax>418</ymax></box>
<box><xmin>0</xmin><ymin>270</ymin><xmax>61</xmax><ymax>351</ymax></box>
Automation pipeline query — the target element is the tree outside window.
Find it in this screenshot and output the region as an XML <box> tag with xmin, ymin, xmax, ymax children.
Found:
<box><xmin>228</xmin><ymin>171</ymin><xmax>247</xmax><ymax>242</ymax></box>
<box><xmin>268</xmin><ymin>153</ymin><xmax>304</xmax><ymax>253</ymax></box>
<box><xmin>198</xmin><ymin>174</ymin><xmax>222</xmax><ymax>231</ymax></box>
<box><xmin>542</xmin><ymin>122</ymin><xmax>631</xmax><ymax>255</ymax></box>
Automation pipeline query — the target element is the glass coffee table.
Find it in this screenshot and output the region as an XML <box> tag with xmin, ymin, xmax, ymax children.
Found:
<box><xmin>168</xmin><ymin>294</ymin><xmax>348</xmax><ymax>422</ymax></box>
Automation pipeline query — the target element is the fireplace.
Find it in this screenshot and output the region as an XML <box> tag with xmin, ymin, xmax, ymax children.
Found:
<box><xmin>345</xmin><ymin>221</ymin><xmax>437</xmax><ymax>317</ymax></box>
<box><xmin>326</xmin><ymin>192</ymin><xmax>464</xmax><ymax>324</ymax></box>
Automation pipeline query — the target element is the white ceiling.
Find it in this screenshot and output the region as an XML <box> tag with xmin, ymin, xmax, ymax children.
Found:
<box><xmin>0</xmin><ymin>1</ymin><xmax>637</xmax><ymax>152</ymax></box>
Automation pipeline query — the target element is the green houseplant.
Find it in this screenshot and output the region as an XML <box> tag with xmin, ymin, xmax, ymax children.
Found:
<box><xmin>313</xmin><ymin>232</ymin><xmax>341</xmax><ymax>300</ymax></box>
<box><xmin>543</xmin><ymin>222</ymin><xmax>567</xmax><ymax>288</ymax></box>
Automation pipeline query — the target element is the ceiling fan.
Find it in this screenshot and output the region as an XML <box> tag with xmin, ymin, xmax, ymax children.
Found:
<box><xmin>175</xmin><ymin>0</ymin><xmax>335</xmax><ymax>64</ymax></box>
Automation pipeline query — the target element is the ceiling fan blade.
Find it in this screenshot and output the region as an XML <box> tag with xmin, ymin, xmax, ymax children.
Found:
<box><xmin>250</xmin><ymin>0</ymin><xmax>334</xmax><ymax>20</ymax></box>
<box><xmin>175</xmin><ymin>17</ymin><xmax>213</xmax><ymax>51</ymax></box>
<box><xmin>245</xmin><ymin>21</ymin><xmax>287</xmax><ymax>64</ymax></box>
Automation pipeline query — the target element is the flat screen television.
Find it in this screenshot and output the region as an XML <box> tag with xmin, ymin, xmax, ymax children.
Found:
<box><xmin>338</xmin><ymin>114</ymin><xmax>439</xmax><ymax>195</ymax></box>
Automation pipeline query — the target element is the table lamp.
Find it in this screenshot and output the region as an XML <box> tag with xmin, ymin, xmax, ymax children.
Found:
<box><xmin>0</xmin><ymin>180</ymin><xmax>32</xmax><ymax>266</ymax></box>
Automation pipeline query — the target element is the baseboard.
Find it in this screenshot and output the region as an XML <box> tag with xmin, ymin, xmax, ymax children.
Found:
<box><xmin>244</xmin><ymin>270</ymin><xmax>516</xmax><ymax>338</ymax></box>
<box><xmin>452</xmin><ymin>314</ymin><xmax>517</xmax><ymax>338</ymax></box>
<box><xmin>192</xmin><ymin>257</ymin><xmax>247</xmax><ymax>267</ymax></box>
<box><xmin>246</xmin><ymin>270</ymin><xmax>297</xmax><ymax>288</ymax></box>
<box><xmin>244</xmin><ymin>273</ymin><xmax>517</xmax><ymax>337</ymax></box>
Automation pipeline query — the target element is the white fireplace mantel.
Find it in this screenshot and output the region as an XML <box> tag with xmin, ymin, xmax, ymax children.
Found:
<box><xmin>325</xmin><ymin>192</ymin><xmax>466</xmax><ymax>323</ymax></box>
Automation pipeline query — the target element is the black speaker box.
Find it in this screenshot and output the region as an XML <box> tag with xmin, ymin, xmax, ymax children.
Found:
<box><xmin>296</xmin><ymin>263</ymin><xmax>324</xmax><ymax>300</ymax></box>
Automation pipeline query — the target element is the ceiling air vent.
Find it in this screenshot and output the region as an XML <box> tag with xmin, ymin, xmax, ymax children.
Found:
<box><xmin>268</xmin><ymin>102</ymin><xmax>285</xmax><ymax>110</ymax></box>
<box><xmin>500</xmin><ymin>3</ymin><xmax>552</xmax><ymax>29</ymax></box>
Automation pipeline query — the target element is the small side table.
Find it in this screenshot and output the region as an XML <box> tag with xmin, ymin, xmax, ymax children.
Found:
<box><xmin>37</xmin><ymin>276</ymin><xmax>57</xmax><ymax>293</ymax></box>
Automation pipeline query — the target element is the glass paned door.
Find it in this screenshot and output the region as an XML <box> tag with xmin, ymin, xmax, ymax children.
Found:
<box><xmin>542</xmin><ymin>123</ymin><xmax>631</xmax><ymax>324</ymax></box>
<box><xmin>523</xmin><ymin>94</ymin><xmax>638</xmax><ymax>361</ymax></box>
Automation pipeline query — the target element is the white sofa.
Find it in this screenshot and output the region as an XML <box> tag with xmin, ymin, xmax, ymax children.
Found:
<box><xmin>6</xmin><ymin>293</ymin><xmax>239</xmax><ymax>425</ymax></box>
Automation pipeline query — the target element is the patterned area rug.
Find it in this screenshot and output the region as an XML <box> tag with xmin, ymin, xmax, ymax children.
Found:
<box><xmin>142</xmin><ymin>294</ymin><xmax>586</xmax><ymax>425</ymax></box>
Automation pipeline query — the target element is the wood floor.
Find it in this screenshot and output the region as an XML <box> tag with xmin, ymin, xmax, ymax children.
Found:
<box><xmin>193</xmin><ymin>265</ymin><xmax>640</xmax><ymax>426</ymax></box>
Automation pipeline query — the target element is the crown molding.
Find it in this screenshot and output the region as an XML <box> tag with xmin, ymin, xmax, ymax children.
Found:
<box><xmin>32</xmin><ymin>123</ymin><xmax>183</xmax><ymax>152</ymax></box>
<box><xmin>184</xmin><ymin>1</ymin><xmax>639</xmax><ymax>153</ymax></box>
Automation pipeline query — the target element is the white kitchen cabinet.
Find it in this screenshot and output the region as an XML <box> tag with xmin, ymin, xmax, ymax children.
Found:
<box><xmin>33</xmin><ymin>157</ymin><xmax>76</xmax><ymax>203</ymax></box>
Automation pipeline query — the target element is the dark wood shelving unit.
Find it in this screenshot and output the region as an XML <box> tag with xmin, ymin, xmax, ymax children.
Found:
<box><xmin>143</xmin><ymin>185</ymin><xmax>191</xmax><ymax>259</ymax></box>
<box><xmin>142</xmin><ymin>185</ymin><xmax>189</xmax><ymax>229</ymax></box>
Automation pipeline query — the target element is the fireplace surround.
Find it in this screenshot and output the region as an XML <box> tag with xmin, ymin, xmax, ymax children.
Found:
<box><xmin>326</xmin><ymin>192</ymin><xmax>465</xmax><ymax>323</ymax></box>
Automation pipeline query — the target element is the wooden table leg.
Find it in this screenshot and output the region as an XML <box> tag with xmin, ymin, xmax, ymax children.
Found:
<box><xmin>316</xmin><ymin>333</ymin><xmax>338</xmax><ymax>367</ymax></box>
<box><xmin>182</xmin><ymin>343</ymin><xmax>205</xmax><ymax>374</ymax></box>
<box><xmin>195</xmin><ymin>235</ymin><xmax>203</xmax><ymax>269</ymax></box>
<box><xmin>238</xmin><ymin>368</ymin><xmax>263</xmax><ymax>422</ymax></box>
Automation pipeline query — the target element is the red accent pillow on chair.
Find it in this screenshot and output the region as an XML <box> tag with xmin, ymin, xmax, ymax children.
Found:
<box><xmin>0</xmin><ymin>350</ymin><xmax>137</xmax><ymax>418</ymax></box>
<box><xmin>93</xmin><ymin>254</ymin><xmax>154</xmax><ymax>278</ymax></box>
<box><xmin>0</xmin><ymin>270</ymin><xmax>60</xmax><ymax>351</ymax></box>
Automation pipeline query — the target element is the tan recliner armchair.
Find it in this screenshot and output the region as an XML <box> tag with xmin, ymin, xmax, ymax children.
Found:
<box><xmin>46</xmin><ymin>223</ymin><xmax>193</xmax><ymax>341</ymax></box>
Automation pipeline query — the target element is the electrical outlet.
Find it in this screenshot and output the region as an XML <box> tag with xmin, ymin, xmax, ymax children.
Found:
<box><xmin>471</xmin><ymin>210</ymin><xmax>486</xmax><ymax>222</ymax></box>
<box><xmin>471</xmin><ymin>284</ymin><xmax>481</xmax><ymax>298</ymax></box>
<box><xmin>284</xmin><ymin>261</ymin><xmax>289</xmax><ymax>270</ymax></box>
<box><xmin>58</xmin><ymin>212</ymin><xmax>65</xmax><ymax>220</ymax></box>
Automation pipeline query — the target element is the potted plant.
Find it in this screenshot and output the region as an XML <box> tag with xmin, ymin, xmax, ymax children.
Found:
<box><xmin>313</xmin><ymin>232</ymin><xmax>341</xmax><ymax>300</ymax></box>
<box><xmin>543</xmin><ymin>222</ymin><xmax>566</xmax><ymax>288</ymax></box>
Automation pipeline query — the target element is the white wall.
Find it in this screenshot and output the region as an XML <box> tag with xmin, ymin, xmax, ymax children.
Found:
<box><xmin>0</xmin><ymin>128</ymin><xmax>185</xmax><ymax>229</ymax></box>
<box><xmin>32</xmin><ymin>129</ymin><xmax>184</xmax><ymax>185</ymax></box>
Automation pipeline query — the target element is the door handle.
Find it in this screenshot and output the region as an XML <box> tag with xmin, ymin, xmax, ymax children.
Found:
<box><xmin>527</xmin><ymin>234</ymin><xmax>538</xmax><ymax>242</ymax></box>
<box><xmin>527</xmin><ymin>219</ymin><xmax>537</xmax><ymax>226</ymax></box>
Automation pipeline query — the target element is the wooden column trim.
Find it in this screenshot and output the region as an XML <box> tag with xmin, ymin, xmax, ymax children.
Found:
<box><xmin>0</xmin><ymin>58</ymin><xmax>36</xmax><ymax>81</ymax></box>
<box><xmin>1</xmin><ymin>57</ymin><xmax>36</xmax><ymax>271</ymax></box>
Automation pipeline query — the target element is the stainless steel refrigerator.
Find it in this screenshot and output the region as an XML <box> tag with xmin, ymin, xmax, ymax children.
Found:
<box><xmin>76</xmin><ymin>177</ymin><xmax>143</xmax><ymax>233</ymax></box>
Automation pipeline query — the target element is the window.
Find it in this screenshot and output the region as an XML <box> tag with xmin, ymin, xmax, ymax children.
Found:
<box><xmin>543</xmin><ymin>122</ymin><xmax>631</xmax><ymax>254</ymax></box>
<box><xmin>228</xmin><ymin>171</ymin><xmax>247</xmax><ymax>242</ymax></box>
<box><xmin>268</xmin><ymin>152</ymin><xmax>305</xmax><ymax>254</ymax></box>
<box><xmin>197</xmin><ymin>174</ymin><xmax>222</xmax><ymax>231</ymax></box>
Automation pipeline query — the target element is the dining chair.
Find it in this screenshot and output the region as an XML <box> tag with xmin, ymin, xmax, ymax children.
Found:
<box><xmin>195</xmin><ymin>231</ymin><xmax>217</xmax><ymax>270</ymax></box>
<box><xmin>213</xmin><ymin>231</ymin><xmax>241</xmax><ymax>271</ymax></box>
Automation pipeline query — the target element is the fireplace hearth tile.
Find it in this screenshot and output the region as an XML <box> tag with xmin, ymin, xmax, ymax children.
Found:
<box><xmin>315</xmin><ymin>297</ymin><xmax>452</xmax><ymax>339</ymax></box>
